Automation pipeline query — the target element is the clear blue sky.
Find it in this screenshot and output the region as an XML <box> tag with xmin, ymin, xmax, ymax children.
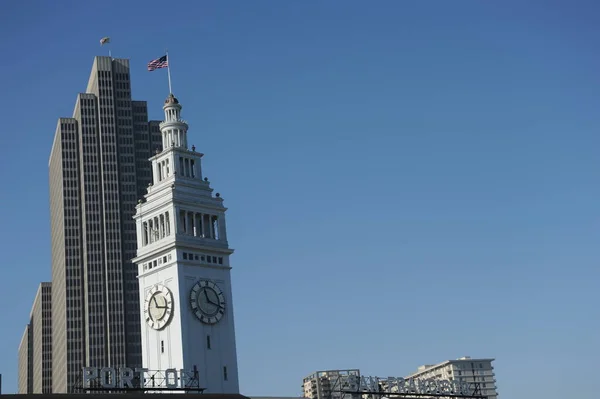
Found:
<box><xmin>1</xmin><ymin>1</ymin><xmax>599</xmax><ymax>397</ymax></box>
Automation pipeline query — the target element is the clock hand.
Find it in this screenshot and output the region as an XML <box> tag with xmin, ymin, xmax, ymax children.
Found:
<box><xmin>204</xmin><ymin>291</ymin><xmax>219</xmax><ymax>307</ymax></box>
<box><xmin>206</xmin><ymin>294</ymin><xmax>221</xmax><ymax>307</ymax></box>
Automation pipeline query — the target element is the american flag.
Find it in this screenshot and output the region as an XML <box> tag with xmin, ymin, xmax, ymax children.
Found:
<box><xmin>148</xmin><ymin>55</ymin><xmax>168</xmax><ymax>71</ymax></box>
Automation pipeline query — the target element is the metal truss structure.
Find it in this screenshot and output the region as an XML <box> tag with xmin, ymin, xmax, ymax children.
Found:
<box><xmin>73</xmin><ymin>367</ymin><xmax>205</xmax><ymax>393</ymax></box>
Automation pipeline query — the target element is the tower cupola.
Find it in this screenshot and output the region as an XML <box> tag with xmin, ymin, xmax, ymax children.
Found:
<box><xmin>159</xmin><ymin>93</ymin><xmax>188</xmax><ymax>149</ymax></box>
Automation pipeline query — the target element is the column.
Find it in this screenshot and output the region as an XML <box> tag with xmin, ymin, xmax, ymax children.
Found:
<box><xmin>179</xmin><ymin>210</ymin><xmax>186</xmax><ymax>234</ymax></box>
<box><xmin>147</xmin><ymin>219</ymin><xmax>153</xmax><ymax>244</ymax></box>
<box><xmin>142</xmin><ymin>222</ymin><xmax>148</xmax><ymax>246</ymax></box>
<box><xmin>193</xmin><ymin>213</ymin><xmax>199</xmax><ymax>236</ymax></box>
<box><xmin>203</xmin><ymin>214</ymin><xmax>211</xmax><ymax>238</ymax></box>
<box><xmin>160</xmin><ymin>214</ymin><xmax>165</xmax><ymax>238</ymax></box>
<box><xmin>198</xmin><ymin>213</ymin><xmax>204</xmax><ymax>237</ymax></box>
<box><xmin>138</xmin><ymin>219</ymin><xmax>143</xmax><ymax>248</ymax></box>
<box><xmin>217</xmin><ymin>215</ymin><xmax>227</xmax><ymax>242</ymax></box>
<box><xmin>187</xmin><ymin>212</ymin><xmax>194</xmax><ymax>235</ymax></box>
<box><xmin>211</xmin><ymin>216</ymin><xmax>218</xmax><ymax>240</ymax></box>
<box><xmin>165</xmin><ymin>211</ymin><xmax>171</xmax><ymax>236</ymax></box>
<box><xmin>172</xmin><ymin>207</ymin><xmax>179</xmax><ymax>234</ymax></box>
<box><xmin>156</xmin><ymin>219</ymin><xmax>160</xmax><ymax>242</ymax></box>
<box><xmin>151</xmin><ymin>162</ymin><xmax>158</xmax><ymax>185</ymax></box>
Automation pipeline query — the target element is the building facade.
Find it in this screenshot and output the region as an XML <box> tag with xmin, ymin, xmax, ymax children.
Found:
<box><xmin>17</xmin><ymin>324</ymin><xmax>33</xmax><ymax>394</ymax></box>
<box><xmin>49</xmin><ymin>56</ymin><xmax>162</xmax><ymax>392</ymax></box>
<box><xmin>132</xmin><ymin>93</ymin><xmax>240</xmax><ymax>393</ymax></box>
<box><xmin>31</xmin><ymin>282</ymin><xmax>52</xmax><ymax>393</ymax></box>
<box><xmin>302</xmin><ymin>370</ymin><xmax>361</xmax><ymax>399</ymax></box>
<box><xmin>404</xmin><ymin>356</ymin><xmax>498</xmax><ymax>399</ymax></box>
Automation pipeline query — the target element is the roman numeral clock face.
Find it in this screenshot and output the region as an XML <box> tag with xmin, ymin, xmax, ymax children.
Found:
<box><xmin>144</xmin><ymin>284</ymin><xmax>174</xmax><ymax>330</ymax></box>
<box><xmin>190</xmin><ymin>280</ymin><xmax>226</xmax><ymax>324</ymax></box>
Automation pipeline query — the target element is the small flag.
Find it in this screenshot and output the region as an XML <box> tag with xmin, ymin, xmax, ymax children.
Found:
<box><xmin>148</xmin><ymin>55</ymin><xmax>168</xmax><ymax>71</ymax></box>
<box><xmin>100</xmin><ymin>37</ymin><xmax>110</xmax><ymax>46</ymax></box>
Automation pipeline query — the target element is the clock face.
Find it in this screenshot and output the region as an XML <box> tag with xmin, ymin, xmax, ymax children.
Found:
<box><xmin>190</xmin><ymin>280</ymin><xmax>226</xmax><ymax>325</ymax></box>
<box><xmin>144</xmin><ymin>284</ymin><xmax>174</xmax><ymax>330</ymax></box>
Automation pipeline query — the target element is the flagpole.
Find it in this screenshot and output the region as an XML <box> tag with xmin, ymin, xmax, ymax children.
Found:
<box><xmin>100</xmin><ymin>37</ymin><xmax>111</xmax><ymax>58</ymax></box>
<box><xmin>166</xmin><ymin>50</ymin><xmax>173</xmax><ymax>94</ymax></box>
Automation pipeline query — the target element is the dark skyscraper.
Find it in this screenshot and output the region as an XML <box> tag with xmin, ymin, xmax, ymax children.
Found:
<box><xmin>48</xmin><ymin>56</ymin><xmax>162</xmax><ymax>392</ymax></box>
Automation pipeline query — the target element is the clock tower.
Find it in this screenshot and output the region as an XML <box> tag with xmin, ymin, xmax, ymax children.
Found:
<box><xmin>133</xmin><ymin>93</ymin><xmax>239</xmax><ymax>393</ymax></box>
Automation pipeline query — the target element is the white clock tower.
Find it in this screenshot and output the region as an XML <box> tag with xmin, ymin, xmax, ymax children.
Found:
<box><xmin>133</xmin><ymin>93</ymin><xmax>239</xmax><ymax>393</ymax></box>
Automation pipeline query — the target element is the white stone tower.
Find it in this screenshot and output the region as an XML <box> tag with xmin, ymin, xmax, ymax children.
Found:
<box><xmin>133</xmin><ymin>93</ymin><xmax>239</xmax><ymax>393</ymax></box>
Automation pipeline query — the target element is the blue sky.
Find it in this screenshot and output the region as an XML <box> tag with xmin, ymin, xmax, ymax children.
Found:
<box><xmin>1</xmin><ymin>0</ymin><xmax>599</xmax><ymax>397</ymax></box>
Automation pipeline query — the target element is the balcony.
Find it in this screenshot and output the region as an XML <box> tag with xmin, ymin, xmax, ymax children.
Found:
<box><xmin>159</xmin><ymin>119</ymin><xmax>188</xmax><ymax>128</ymax></box>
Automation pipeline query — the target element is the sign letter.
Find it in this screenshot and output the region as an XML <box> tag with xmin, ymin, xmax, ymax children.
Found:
<box><xmin>165</xmin><ymin>368</ymin><xmax>178</xmax><ymax>388</ymax></box>
<box><xmin>82</xmin><ymin>367</ymin><xmax>98</xmax><ymax>388</ymax></box>
<box><xmin>180</xmin><ymin>369</ymin><xmax>194</xmax><ymax>388</ymax></box>
<box><xmin>118</xmin><ymin>367</ymin><xmax>134</xmax><ymax>388</ymax></box>
<box><xmin>135</xmin><ymin>368</ymin><xmax>148</xmax><ymax>388</ymax></box>
<box><xmin>100</xmin><ymin>367</ymin><xmax>116</xmax><ymax>388</ymax></box>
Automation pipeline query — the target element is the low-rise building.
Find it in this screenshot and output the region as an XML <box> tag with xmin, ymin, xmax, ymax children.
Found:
<box><xmin>404</xmin><ymin>356</ymin><xmax>497</xmax><ymax>399</ymax></box>
<box><xmin>302</xmin><ymin>370</ymin><xmax>361</xmax><ymax>399</ymax></box>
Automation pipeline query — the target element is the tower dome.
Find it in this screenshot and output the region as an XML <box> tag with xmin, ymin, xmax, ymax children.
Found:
<box><xmin>164</xmin><ymin>93</ymin><xmax>179</xmax><ymax>105</ymax></box>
